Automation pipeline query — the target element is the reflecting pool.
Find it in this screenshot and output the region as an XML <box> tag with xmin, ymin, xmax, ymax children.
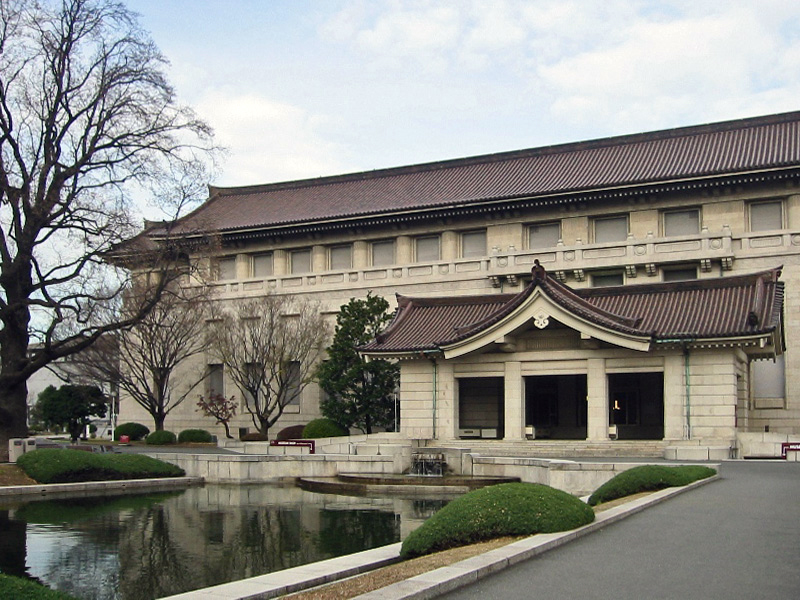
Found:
<box><xmin>0</xmin><ymin>485</ymin><xmax>448</xmax><ymax>600</ymax></box>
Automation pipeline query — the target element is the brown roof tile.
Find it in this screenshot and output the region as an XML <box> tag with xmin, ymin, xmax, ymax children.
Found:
<box><xmin>166</xmin><ymin>112</ymin><xmax>800</xmax><ymax>236</ymax></box>
<box><xmin>361</xmin><ymin>268</ymin><xmax>784</xmax><ymax>354</ymax></box>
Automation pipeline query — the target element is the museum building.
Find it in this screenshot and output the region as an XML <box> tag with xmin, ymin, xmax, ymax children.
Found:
<box><xmin>120</xmin><ymin>111</ymin><xmax>800</xmax><ymax>457</ymax></box>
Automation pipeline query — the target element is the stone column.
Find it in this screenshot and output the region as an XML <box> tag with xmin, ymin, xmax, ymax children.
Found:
<box><xmin>273</xmin><ymin>249</ymin><xmax>287</xmax><ymax>276</ymax></box>
<box><xmin>663</xmin><ymin>353</ymin><xmax>686</xmax><ymax>440</ymax></box>
<box><xmin>504</xmin><ymin>361</ymin><xmax>524</xmax><ymax>440</ymax></box>
<box><xmin>396</xmin><ymin>235</ymin><xmax>412</xmax><ymax>265</ymax></box>
<box><xmin>586</xmin><ymin>358</ymin><xmax>608</xmax><ymax>440</ymax></box>
<box><xmin>353</xmin><ymin>241</ymin><xmax>368</xmax><ymax>269</ymax></box>
<box><xmin>437</xmin><ymin>362</ymin><xmax>456</xmax><ymax>439</ymax></box>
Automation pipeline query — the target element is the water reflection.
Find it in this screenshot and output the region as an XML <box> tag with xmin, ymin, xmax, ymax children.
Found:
<box><xmin>0</xmin><ymin>486</ymin><xmax>447</xmax><ymax>600</ymax></box>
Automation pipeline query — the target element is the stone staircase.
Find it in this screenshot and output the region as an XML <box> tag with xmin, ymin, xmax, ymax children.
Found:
<box><xmin>428</xmin><ymin>439</ymin><xmax>667</xmax><ymax>458</ymax></box>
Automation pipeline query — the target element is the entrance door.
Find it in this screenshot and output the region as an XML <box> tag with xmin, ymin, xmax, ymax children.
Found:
<box><xmin>525</xmin><ymin>375</ymin><xmax>587</xmax><ymax>439</ymax></box>
<box><xmin>607</xmin><ymin>372</ymin><xmax>664</xmax><ymax>440</ymax></box>
<box><xmin>458</xmin><ymin>378</ymin><xmax>504</xmax><ymax>439</ymax></box>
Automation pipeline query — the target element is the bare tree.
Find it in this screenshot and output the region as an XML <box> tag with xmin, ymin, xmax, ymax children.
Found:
<box><xmin>208</xmin><ymin>296</ymin><xmax>330</xmax><ymax>436</ymax></box>
<box><xmin>74</xmin><ymin>282</ymin><xmax>211</xmax><ymax>431</ymax></box>
<box><xmin>0</xmin><ymin>0</ymin><xmax>217</xmax><ymax>457</ymax></box>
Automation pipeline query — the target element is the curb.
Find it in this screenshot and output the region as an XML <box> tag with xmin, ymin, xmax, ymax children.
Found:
<box><xmin>0</xmin><ymin>476</ymin><xmax>204</xmax><ymax>499</ymax></box>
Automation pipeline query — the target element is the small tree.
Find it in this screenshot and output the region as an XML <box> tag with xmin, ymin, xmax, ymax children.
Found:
<box><xmin>316</xmin><ymin>294</ymin><xmax>399</xmax><ymax>434</ymax></box>
<box><xmin>35</xmin><ymin>384</ymin><xmax>108</xmax><ymax>442</ymax></box>
<box><xmin>207</xmin><ymin>295</ymin><xmax>329</xmax><ymax>436</ymax></box>
<box><xmin>75</xmin><ymin>282</ymin><xmax>211</xmax><ymax>431</ymax></box>
<box><xmin>197</xmin><ymin>393</ymin><xmax>237</xmax><ymax>439</ymax></box>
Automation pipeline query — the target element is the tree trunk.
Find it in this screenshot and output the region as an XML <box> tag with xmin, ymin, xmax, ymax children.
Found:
<box><xmin>154</xmin><ymin>413</ymin><xmax>166</xmax><ymax>431</ymax></box>
<box><xmin>221</xmin><ymin>420</ymin><xmax>232</xmax><ymax>439</ymax></box>
<box><xmin>0</xmin><ymin>381</ymin><xmax>29</xmax><ymax>462</ymax></box>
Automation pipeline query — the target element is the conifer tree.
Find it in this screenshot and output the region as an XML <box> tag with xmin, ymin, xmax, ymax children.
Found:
<box><xmin>316</xmin><ymin>294</ymin><xmax>399</xmax><ymax>434</ymax></box>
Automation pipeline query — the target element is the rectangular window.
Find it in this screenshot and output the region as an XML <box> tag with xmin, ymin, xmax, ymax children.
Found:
<box><xmin>290</xmin><ymin>249</ymin><xmax>312</xmax><ymax>274</ymax></box>
<box><xmin>207</xmin><ymin>364</ymin><xmax>224</xmax><ymax>396</ymax></box>
<box><xmin>415</xmin><ymin>236</ymin><xmax>441</xmax><ymax>262</ymax></box>
<box><xmin>594</xmin><ymin>216</ymin><xmax>628</xmax><ymax>243</ymax></box>
<box><xmin>749</xmin><ymin>201</ymin><xmax>783</xmax><ymax>232</ymax></box>
<box><xmin>461</xmin><ymin>230</ymin><xmax>487</xmax><ymax>258</ymax></box>
<box><xmin>663</xmin><ymin>209</ymin><xmax>700</xmax><ymax>236</ymax></box>
<box><xmin>528</xmin><ymin>222</ymin><xmax>560</xmax><ymax>249</ymax></box>
<box><xmin>251</xmin><ymin>253</ymin><xmax>273</xmax><ymax>278</ymax></box>
<box><xmin>663</xmin><ymin>267</ymin><xmax>697</xmax><ymax>282</ymax></box>
<box><xmin>216</xmin><ymin>257</ymin><xmax>237</xmax><ymax>281</ymax></box>
<box><xmin>371</xmin><ymin>240</ymin><xmax>395</xmax><ymax>267</ymax></box>
<box><xmin>284</xmin><ymin>361</ymin><xmax>301</xmax><ymax>406</ymax></box>
<box><xmin>329</xmin><ymin>245</ymin><xmax>352</xmax><ymax>270</ymax></box>
<box><xmin>592</xmin><ymin>272</ymin><xmax>624</xmax><ymax>287</ymax></box>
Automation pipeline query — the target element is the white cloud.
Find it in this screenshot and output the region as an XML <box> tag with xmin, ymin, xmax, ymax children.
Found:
<box><xmin>194</xmin><ymin>92</ymin><xmax>351</xmax><ymax>186</ymax></box>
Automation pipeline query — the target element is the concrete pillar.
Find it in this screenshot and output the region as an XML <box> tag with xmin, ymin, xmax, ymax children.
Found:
<box><xmin>504</xmin><ymin>361</ymin><xmax>524</xmax><ymax>440</ymax></box>
<box><xmin>441</xmin><ymin>231</ymin><xmax>458</xmax><ymax>261</ymax></box>
<box><xmin>235</xmin><ymin>253</ymin><xmax>249</xmax><ymax>279</ymax></box>
<box><xmin>437</xmin><ymin>362</ymin><xmax>456</xmax><ymax>439</ymax></box>
<box><xmin>396</xmin><ymin>235</ymin><xmax>412</xmax><ymax>265</ymax></box>
<box><xmin>312</xmin><ymin>245</ymin><xmax>326</xmax><ymax>272</ymax></box>
<box><xmin>353</xmin><ymin>241</ymin><xmax>368</xmax><ymax>269</ymax></box>
<box><xmin>663</xmin><ymin>353</ymin><xmax>686</xmax><ymax>440</ymax></box>
<box><xmin>586</xmin><ymin>358</ymin><xmax>608</xmax><ymax>440</ymax></box>
<box><xmin>273</xmin><ymin>249</ymin><xmax>287</xmax><ymax>276</ymax></box>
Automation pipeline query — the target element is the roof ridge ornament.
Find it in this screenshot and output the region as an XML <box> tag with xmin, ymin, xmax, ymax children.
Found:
<box><xmin>532</xmin><ymin>259</ymin><xmax>546</xmax><ymax>283</ymax></box>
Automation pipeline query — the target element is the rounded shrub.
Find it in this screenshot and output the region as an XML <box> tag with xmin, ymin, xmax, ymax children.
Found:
<box><xmin>400</xmin><ymin>482</ymin><xmax>595</xmax><ymax>558</ymax></box>
<box><xmin>588</xmin><ymin>464</ymin><xmax>716</xmax><ymax>506</ymax></box>
<box><xmin>17</xmin><ymin>448</ymin><xmax>185</xmax><ymax>483</ymax></box>
<box><xmin>114</xmin><ymin>422</ymin><xmax>150</xmax><ymax>441</ymax></box>
<box><xmin>276</xmin><ymin>424</ymin><xmax>306</xmax><ymax>440</ymax></box>
<box><xmin>145</xmin><ymin>430</ymin><xmax>177</xmax><ymax>445</ymax></box>
<box><xmin>177</xmin><ymin>429</ymin><xmax>213</xmax><ymax>443</ymax></box>
<box><xmin>302</xmin><ymin>418</ymin><xmax>348</xmax><ymax>439</ymax></box>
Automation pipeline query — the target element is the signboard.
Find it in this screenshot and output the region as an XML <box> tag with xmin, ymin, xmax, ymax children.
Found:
<box><xmin>269</xmin><ymin>439</ymin><xmax>315</xmax><ymax>454</ymax></box>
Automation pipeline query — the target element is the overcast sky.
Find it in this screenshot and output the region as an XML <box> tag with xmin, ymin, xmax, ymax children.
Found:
<box><xmin>126</xmin><ymin>0</ymin><xmax>800</xmax><ymax>189</ymax></box>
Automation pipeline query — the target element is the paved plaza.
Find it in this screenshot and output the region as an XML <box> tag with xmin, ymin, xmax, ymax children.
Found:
<box><xmin>439</xmin><ymin>460</ymin><xmax>800</xmax><ymax>600</ymax></box>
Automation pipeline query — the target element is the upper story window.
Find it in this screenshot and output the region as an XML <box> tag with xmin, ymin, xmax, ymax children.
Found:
<box><xmin>461</xmin><ymin>230</ymin><xmax>486</xmax><ymax>258</ymax></box>
<box><xmin>592</xmin><ymin>271</ymin><xmax>624</xmax><ymax>287</ymax></box>
<box><xmin>415</xmin><ymin>235</ymin><xmax>440</xmax><ymax>262</ymax></box>
<box><xmin>528</xmin><ymin>222</ymin><xmax>560</xmax><ymax>249</ymax></box>
<box><xmin>663</xmin><ymin>209</ymin><xmax>700</xmax><ymax>236</ymax></box>
<box><xmin>216</xmin><ymin>256</ymin><xmax>237</xmax><ymax>281</ymax></box>
<box><xmin>593</xmin><ymin>216</ymin><xmax>628</xmax><ymax>243</ymax></box>
<box><xmin>329</xmin><ymin>245</ymin><xmax>352</xmax><ymax>270</ymax></box>
<box><xmin>663</xmin><ymin>266</ymin><xmax>697</xmax><ymax>282</ymax></box>
<box><xmin>290</xmin><ymin>248</ymin><xmax>312</xmax><ymax>274</ymax></box>
<box><xmin>251</xmin><ymin>253</ymin><xmax>273</xmax><ymax>278</ymax></box>
<box><xmin>207</xmin><ymin>364</ymin><xmax>224</xmax><ymax>396</ymax></box>
<box><xmin>371</xmin><ymin>239</ymin><xmax>395</xmax><ymax>267</ymax></box>
<box><xmin>749</xmin><ymin>201</ymin><xmax>783</xmax><ymax>232</ymax></box>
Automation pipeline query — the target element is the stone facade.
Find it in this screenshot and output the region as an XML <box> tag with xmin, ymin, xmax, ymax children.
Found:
<box><xmin>119</xmin><ymin>113</ymin><xmax>800</xmax><ymax>452</ymax></box>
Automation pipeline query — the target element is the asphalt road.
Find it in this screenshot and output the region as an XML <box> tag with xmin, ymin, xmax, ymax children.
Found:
<box><xmin>439</xmin><ymin>461</ymin><xmax>800</xmax><ymax>600</ymax></box>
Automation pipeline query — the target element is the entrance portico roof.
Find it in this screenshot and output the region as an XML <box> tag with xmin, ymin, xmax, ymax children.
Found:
<box><xmin>360</xmin><ymin>264</ymin><xmax>784</xmax><ymax>359</ymax></box>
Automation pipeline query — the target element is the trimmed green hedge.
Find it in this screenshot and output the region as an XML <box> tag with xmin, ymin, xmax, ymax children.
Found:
<box><xmin>16</xmin><ymin>449</ymin><xmax>185</xmax><ymax>483</ymax></box>
<box><xmin>178</xmin><ymin>429</ymin><xmax>213</xmax><ymax>443</ymax></box>
<box><xmin>0</xmin><ymin>574</ymin><xmax>78</xmax><ymax>599</ymax></box>
<box><xmin>588</xmin><ymin>465</ymin><xmax>716</xmax><ymax>506</ymax></box>
<box><xmin>114</xmin><ymin>422</ymin><xmax>150</xmax><ymax>441</ymax></box>
<box><xmin>145</xmin><ymin>430</ymin><xmax>177</xmax><ymax>445</ymax></box>
<box><xmin>400</xmin><ymin>482</ymin><xmax>595</xmax><ymax>558</ymax></box>
<box><xmin>302</xmin><ymin>418</ymin><xmax>347</xmax><ymax>439</ymax></box>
